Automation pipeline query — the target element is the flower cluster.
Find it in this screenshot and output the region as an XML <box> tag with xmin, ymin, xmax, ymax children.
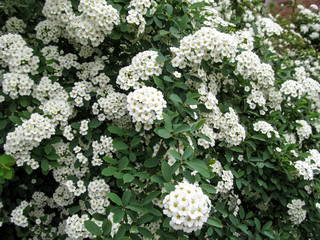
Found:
<box><xmin>210</xmin><ymin>160</ymin><xmax>234</xmax><ymax>193</ymax></box>
<box><xmin>127</xmin><ymin>86</ymin><xmax>167</xmax><ymax>130</ymax></box>
<box><xmin>35</xmin><ymin>20</ymin><xmax>62</xmax><ymax>44</ymax></box>
<box><xmin>65</xmin><ymin>180</ymin><xmax>87</xmax><ymax>197</ymax></box>
<box><xmin>126</xmin><ymin>0</ymin><xmax>157</xmax><ymax>35</ymax></box>
<box><xmin>0</xmin><ymin>33</ymin><xmax>39</xmax><ymax>74</ymax></box>
<box><xmin>280</xmin><ymin>80</ymin><xmax>305</xmax><ymax>99</ymax></box>
<box><xmin>10</xmin><ymin>201</ymin><xmax>31</xmax><ymax>228</ymax></box>
<box><xmin>253</xmin><ymin>121</ymin><xmax>280</xmax><ymax>138</ymax></box>
<box><xmin>256</xmin><ymin>17</ymin><xmax>283</xmax><ymax>37</ymax></box>
<box><xmin>2</xmin><ymin>73</ymin><xmax>34</xmax><ymax>99</ymax></box>
<box><xmin>295</xmin><ymin>149</ymin><xmax>320</xmax><ymax>180</ymax></box>
<box><xmin>5</xmin><ymin>17</ymin><xmax>26</xmax><ymax>33</ymax></box>
<box><xmin>4</xmin><ymin>113</ymin><xmax>56</xmax><ymax>169</ymax></box>
<box><xmin>287</xmin><ymin>199</ymin><xmax>306</xmax><ymax>225</ymax></box>
<box><xmin>296</xmin><ymin>120</ymin><xmax>312</xmax><ymax>143</ymax></box>
<box><xmin>296</xmin><ymin>4</ymin><xmax>320</xmax><ymax>43</ymax></box>
<box><xmin>163</xmin><ymin>181</ymin><xmax>211</xmax><ymax>233</ymax></box>
<box><xmin>87</xmin><ymin>179</ymin><xmax>110</xmax><ymax>214</ymax></box>
<box><xmin>65</xmin><ymin>214</ymin><xmax>93</xmax><ymax>240</ymax></box>
<box><xmin>53</xmin><ymin>185</ymin><xmax>75</xmax><ymax>207</ymax></box>
<box><xmin>92</xmin><ymin>135</ymin><xmax>115</xmax><ymax>166</ymax></box>
<box><xmin>116</xmin><ymin>50</ymin><xmax>163</xmax><ymax>90</ymax></box>
<box><xmin>40</xmin><ymin>98</ymin><xmax>73</xmax><ymax>126</ymax></box>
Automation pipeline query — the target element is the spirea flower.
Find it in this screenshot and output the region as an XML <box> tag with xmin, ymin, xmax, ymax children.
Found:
<box><xmin>253</xmin><ymin>121</ymin><xmax>279</xmax><ymax>138</ymax></box>
<box><xmin>287</xmin><ymin>199</ymin><xmax>306</xmax><ymax>225</ymax></box>
<box><xmin>162</xmin><ymin>180</ymin><xmax>212</xmax><ymax>233</ymax></box>
<box><xmin>127</xmin><ymin>86</ymin><xmax>167</xmax><ymax>130</ymax></box>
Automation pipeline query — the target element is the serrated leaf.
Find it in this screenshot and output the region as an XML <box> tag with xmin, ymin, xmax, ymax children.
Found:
<box><xmin>207</xmin><ymin>217</ymin><xmax>223</xmax><ymax>228</ymax></box>
<box><xmin>107</xmin><ymin>193</ymin><xmax>122</xmax><ymax>206</ymax></box>
<box><xmin>262</xmin><ymin>221</ymin><xmax>272</xmax><ymax>230</ymax></box>
<box><xmin>84</xmin><ymin>220</ymin><xmax>102</xmax><ymax>236</ymax></box>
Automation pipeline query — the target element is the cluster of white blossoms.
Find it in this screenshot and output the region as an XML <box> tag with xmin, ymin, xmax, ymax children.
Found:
<box><xmin>5</xmin><ymin>17</ymin><xmax>26</xmax><ymax>33</ymax></box>
<box><xmin>53</xmin><ymin>185</ymin><xmax>75</xmax><ymax>207</ymax></box>
<box><xmin>256</xmin><ymin>17</ymin><xmax>283</xmax><ymax>37</ymax></box>
<box><xmin>65</xmin><ymin>214</ymin><xmax>93</xmax><ymax>240</ymax></box>
<box><xmin>40</xmin><ymin>98</ymin><xmax>73</xmax><ymax>126</ymax></box>
<box><xmin>79</xmin><ymin>120</ymin><xmax>89</xmax><ymax>136</ymax></box>
<box><xmin>92</xmin><ymin>135</ymin><xmax>114</xmax><ymax>166</ymax></box>
<box><xmin>253</xmin><ymin>121</ymin><xmax>280</xmax><ymax>138</ymax></box>
<box><xmin>87</xmin><ymin>179</ymin><xmax>110</xmax><ymax>214</ymax></box>
<box><xmin>67</xmin><ymin>0</ymin><xmax>120</xmax><ymax>46</ymax></box>
<box><xmin>0</xmin><ymin>33</ymin><xmax>39</xmax><ymax>74</ymax></box>
<box><xmin>170</xmin><ymin>27</ymin><xmax>239</xmax><ymax>69</ymax></box>
<box><xmin>126</xmin><ymin>0</ymin><xmax>157</xmax><ymax>35</ymax></box>
<box><xmin>65</xmin><ymin>180</ymin><xmax>87</xmax><ymax>197</ymax></box>
<box><xmin>297</xmin><ymin>4</ymin><xmax>320</xmax><ymax>40</ymax></box>
<box><xmin>10</xmin><ymin>201</ymin><xmax>32</xmax><ymax>228</ymax></box>
<box><xmin>4</xmin><ymin>113</ymin><xmax>56</xmax><ymax>169</ymax></box>
<box><xmin>162</xmin><ymin>181</ymin><xmax>211</xmax><ymax>233</ymax></box>
<box><xmin>70</xmin><ymin>81</ymin><xmax>94</xmax><ymax>107</ymax></box>
<box><xmin>127</xmin><ymin>86</ymin><xmax>167</xmax><ymax>131</ymax></box>
<box><xmin>210</xmin><ymin>160</ymin><xmax>234</xmax><ymax>193</ymax></box>
<box><xmin>116</xmin><ymin>50</ymin><xmax>163</xmax><ymax>90</ymax></box>
<box><xmin>92</xmin><ymin>90</ymin><xmax>127</xmax><ymax>122</ymax></box>
<box><xmin>2</xmin><ymin>73</ymin><xmax>34</xmax><ymax>99</ymax></box>
<box><xmin>35</xmin><ymin>20</ymin><xmax>62</xmax><ymax>44</ymax></box>
<box><xmin>287</xmin><ymin>199</ymin><xmax>306</xmax><ymax>225</ymax></box>
<box><xmin>42</xmin><ymin>0</ymin><xmax>74</xmax><ymax>27</ymax></box>
<box><xmin>295</xmin><ymin>149</ymin><xmax>320</xmax><ymax>180</ymax></box>
<box><xmin>296</xmin><ymin>120</ymin><xmax>312</xmax><ymax>143</ymax></box>
<box><xmin>280</xmin><ymin>80</ymin><xmax>305</xmax><ymax>99</ymax></box>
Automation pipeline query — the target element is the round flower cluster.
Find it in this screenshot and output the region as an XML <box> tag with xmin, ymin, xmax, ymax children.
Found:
<box><xmin>92</xmin><ymin>135</ymin><xmax>115</xmax><ymax>166</ymax></box>
<box><xmin>77</xmin><ymin>58</ymin><xmax>105</xmax><ymax>81</ymax></box>
<box><xmin>42</xmin><ymin>0</ymin><xmax>74</xmax><ymax>27</ymax></box>
<box><xmin>127</xmin><ymin>86</ymin><xmax>167</xmax><ymax>130</ymax></box>
<box><xmin>266</xmin><ymin>87</ymin><xmax>283</xmax><ymax>110</ymax></box>
<box><xmin>296</xmin><ymin>120</ymin><xmax>312</xmax><ymax>143</ymax></box>
<box><xmin>10</xmin><ymin>201</ymin><xmax>32</xmax><ymax>228</ymax></box>
<box><xmin>126</xmin><ymin>0</ymin><xmax>157</xmax><ymax>35</ymax></box>
<box><xmin>197</xmin><ymin>123</ymin><xmax>217</xmax><ymax>149</ymax></box>
<box><xmin>256</xmin><ymin>17</ymin><xmax>283</xmax><ymax>37</ymax></box>
<box><xmin>246</xmin><ymin>88</ymin><xmax>267</xmax><ymax>110</ymax></box>
<box><xmin>287</xmin><ymin>199</ymin><xmax>306</xmax><ymax>225</ymax></box>
<box><xmin>87</xmin><ymin>179</ymin><xmax>110</xmax><ymax>214</ymax></box>
<box><xmin>35</xmin><ymin>20</ymin><xmax>61</xmax><ymax>44</ymax></box>
<box><xmin>235</xmin><ymin>30</ymin><xmax>254</xmax><ymax>51</ymax></box>
<box><xmin>116</xmin><ymin>50</ymin><xmax>163</xmax><ymax>90</ymax></box>
<box><xmin>280</xmin><ymin>80</ymin><xmax>305</xmax><ymax>99</ymax></box>
<box><xmin>2</xmin><ymin>73</ymin><xmax>34</xmax><ymax>99</ymax></box>
<box><xmin>40</xmin><ymin>98</ymin><xmax>73</xmax><ymax>126</ymax></box>
<box><xmin>70</xmin><ymin>81</ymin><xmax>94</xmax><ymax>107</ymax></box>
<box><xmin>295</xmin><ymin>149</ymin><xmax>320</xmax><ymax>180</ymax></box>
<box><xmin>66</xmin><ymin>0</ymin><xmax>120</xmax><ymax>46</ymax></box>
<box><xmin>296</xmin><ymin>5</ymin><xmax>320</xmax><ymax>43</ymax></box>
<box><xmin>65</xmin><ymin>180</ymin><xmax>86</xmax><ymax>197</ymax></box>
<box><xmin>90</xmin><ymin>73</ymin><xmax>111</xmax><ymax>95</ymax></box>
<box><xmin>162</xmin><ymin>181</ymin><xmax>212</xmax><ymax>233</ymax></box>
<box><xmin>92</xmin><ymin>90</ymin><xmax>127</xmax><ymax>122</ymax></box>
<box><xmin>5</xmin><ymin>17</ymin><xmax>26</xmax><ymax>33</ymax></box>
<box><xmin>170</xmin><ymin>27</ymin><xmax>239</xmax><ymax>69</ymax></box>
<box><xmin>79</xmin><ymin>120</ymin><xmax>89</xmax><ymax>136</ymax></box>
<box><xmin>0</xmin><ymin>33</ymin><xmax>39</xmax><ymax>74</ymax></box>
<box><xmin>65</xmin><ymin>214</ymin><xmax>93</xmax><ymax>240</ymax></box>
<box><xmin>4</xmin><ymin>113</ymin><xmax>56</xmax><ymax>169</ymax></box>
<box><xmin>53</xmin><ymin>185</ymin><xmax>75</xmax><ymax>207</ymax></box>
<box><xmin>216</xmin><ymin>170</ymin><xmax>234</xmax><ymax>194</ymax></box>
<box><xmin>253</xmin><ymin>121</ymin><xmax>280</xmax><ymax>138</ymax></box>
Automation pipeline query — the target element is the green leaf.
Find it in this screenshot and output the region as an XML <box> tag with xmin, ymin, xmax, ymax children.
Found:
<box><xmin>169</xmin><ymin>94</ymin><xmax>182</xmax><ymax>104</ymax></box>
<box><xmin>153</xmin><ymin>16</ymin><xmax>163</xmax><ymax>28</ymax></box>
<box><xmin>138</xmin><ymin>227</ymin><xmax>153</xmax><ymax>239</ymax></box>
<box><xmin>69</xmin><ymin>206</ymin><xmax>81</xmax><ymax>214</ymax></box>
<box><xmin>166</xmin><ymin>4</ymin><xmax>173</xmax><ymax>16</ymax></box>
<box><xmin>190</xmin><ymin>2</ymin><xmax>207</xmax><ymax>9</ymax></box>
<box><xmin>254</xmin><ymin>217</ymin><xmax>261</xmax><ymax>231</ymax></box>
<box><xmin>0</xmin><ymin>154</ymin><xmax>16</xmax><ymax>167</ymax></box>
<box><xmin>144</xmin><ymin>158</ymin><xmax>159</xmax><ymax>168</ymax></box>
<box><xmin>113</xmin><ymin>139</ymin><xmax>128</xmax><ymax>150</ymax></box>
<box><xmin>122</xmin><ymin>191</ymin><xmax>132</xmax><ymax>207</ymax></box>
<box><xmin>161</xmin><ymin>161</ymin><xmax>171</xmax><ymax>182</ymax></box>
<box><xmin>207</xmin><ymin>217</ymin><xmax>223</xmax><ymax>228</ymax></box>
<box><xmin>47</xmin><ymin>153</ymin><xmax>59</xmax><ymax>160</ymax></box>
<box><xmin>9</xmin><ymin>116</ymin><xmax>22</xmax><ymax>125</ymax></box>
<box><xmin>180</xmin><ymin>15</ymin><xmax>189</xmax><ymax>30</ymax></box>
<box><xmin>123</xmin><ymin>173</ymin><xmax>134</xmax><ymax>183</ymax></box>
<box><xmin>163</xmin><ymin>76</ymin><xmax>174</xmax><ymax>82</ymax></box>
<box><xmin>169</xmin><ymin>150</ymin><xmax>181</xmax><ymax>160</ymax></box>
<box><xmin>107</xmin><ymin>193</ymin><xmax>122</xmax><ymax>206</ymax></box>
<box><xmin>156</xmin><ymin>53</ymin><xmax>167</xmax><ymax>63</ymax></box>
<box><xmin>108</xmin><ymin>125</ymin><xmax>123</xmax><ymax>136</ymax></box>
<box><xmin>126</xmin><ymin>204</ymin><xmax>146</xmax><ymax>213</ymax></box>
<box><xmin>185</xmin><ymin>160</ymin><xmax>209</xmax><ymax>178</ymax></box>
<box><xmin>163</xmin><ymin>113</ymin><xmax>172</xmax><ymax>132</ymax></box>
<box><xmin>0</xmin><ymin>120</ymin><xmax>7</xmax><ymax>130</ymax></box>
<box><xmin>163</xmin><ymin>183</ymin><xmax>175</xmax><ymax>193</ymax></box>
<box><xmin>41</xmin><ymin>159</ymin><xmax>49</xmax><ymax>172</ymax></box>
<box><xmin>195</xmin><ymin>119</ymin><xmax>206</xmax><ymax>131</ymax></box>
<box><xmin>238</xmin><ymin>224</ymin><xmax>249</xmax><ymax>234</ymax></box>
<box><xmin>229</xmin><ymin>214</ymin><xmax>239</xmax><ymax>225</ymax></box>
<box><xmin>3</xmin><ymin>168</ymin><xmax>14</xmax><ymax>179</ymax></box>
<box><xmin>156</xmin><ymin>129</ymin><xmax>171</xmax><ymax>139</ymax></box>
<box><xmin>143</xmin><ymin>191</ymin><xmax>160</xmax><ymax>205</ymax></box>
<box><xmin>252</xmin><ymin>134</ymin><xmax>266</xmax><ymax>141</ymax></box>
<box><xmin>230</xmin><ymin>146</ymin><xmax>244</xmax><ymax>153</ymax></box>
<box><xmin>174</xmin><ymin>124</ymin><xmax>190</xmax><ymax>134</ymax></box>
<box><xmin>103</xmin><ymin>157</ymin><xmax>117</xmax><ymax>164</ymax></box>
<box><xmin>102</xmin><ymin>220</ymin><xmax>112</xmax><ymax>235</ymax></box>
<box><xmin>201</xmin><ymin>184</ymin><xmax>216</xmax><ymax>194</ymax></box>
<box><xmin>89</xmin><ymin>118</ymin><xmax>102</xmax><ymax>128</ymax></box>
<box><xmin>113</xmin><ymin>208</ymin><xmax>124</xmax><ymax>223</ymax></box>
<box><xmin>84</xmin><ymin>220</ymin><xmax>102</xmax><ymax>236</ymax></box>
<box><xmin>101</xmin><ymin>167</ymin><xmax>117</xmax><ymax>176</ymax></box>
<box><xmin>262</xmin><ymin>221</ymin><xmax>272</xmax><ymax>230</ymax></box>
<box><xmin>153</xmin><ymin>76</ymin><xmax>164</xmax><ymax>90</ymax></box>
<box><xmin>150</xmin><ymin>175</ymin><xmax>164</xmax><ymax>184</ymax></box>
<box><xmin>182</xmin><ymin>147</ymin><xmax>193</xmax><ymax>160</ymax></box>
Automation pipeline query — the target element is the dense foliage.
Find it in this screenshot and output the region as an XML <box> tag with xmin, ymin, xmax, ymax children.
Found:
<box><xmin>0</xmin><ymin>0</ymin><xmax>320</xmax><ymax>239</ymax></box>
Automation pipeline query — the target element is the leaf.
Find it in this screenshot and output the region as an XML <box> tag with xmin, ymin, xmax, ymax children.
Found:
<box><xmin>84</xmin><ymin>220</ymin><xmax>102</xmax><ymax>236</ymax></box>
<box><xmin>113</xmin><ymin>139</ymin><xmax>128</xmax><ymax>150</ymax></box>
<box><xmin>150</xmin><ymin>175</ymin><xmax>164</xmax><ymax>184</ymax></box>
<box><xmin>230</xmin><ymin>146</ymin><xmax>244</xmax><ymax>153</ymax></box>
<box><xmin>123</xmin><ymin>173</ymin><xmax>134</xmax><ymax>183</ymax></box>
<box><xmin>69</xmin><ymin>206</ymin><xmax>81</xmax><ymax>214</ymax></box>
<box><xmin>195</xmin><ymin>119</ymin><xmax>206</xmax><ymax>131</ymax></box>
<box><xmin>144</xmin><ymin>158</ymin><xmax>159</xmax><ymax>168</ymax></box>
<box><xmin>254</xmin><ymin>217</ymin><xmax>261</xmax><ymax>231</ymax></box>
<box><xmin>190</xmin><ymin>2</ymin><xmax>207</xmax><ymax>9</ymax></box>
<box><xmin>182</xmin><ymin>147</ymin><xmax>193</xmax><ymax>160</ymax></box>
<box><xmin>47</xmin><ymin>153</ymin><xmax>59</xmax><ymax>160</ymax></box>
<box><xmin>201</xmin><ymin>184</ymin><xmax>216</xmax><ymax>194</ymax></box>
<box><xmin>169</xmin><ymin>150</ymin><xmax>181</xmax><ymax>160</ymax></box>
<box><xmin>103</xmin><ymin>157</ymin><xmax>117</xmax><ymax>164</ymax></box>
<box><xmin>156</xmin><ymin>129</ymin><xmax>171</xmax><ymax>139</ymax></box>
<box><xmin>122</xmin><ymin>191</ymin><xmax>132</xmax><ymax>207</ymax></box>
<box><xmin>229</xmin><ymin>214</ymin><xmax>239</xmax><ymax>226</ymax></box>
<box><xmin>101</xmin><ymin>167</ymin><xmax>117</xmax><ymax>176</ymax></box>
<box><xmin>238</xmin><ymin>224</ymin><xmax>249</xmax><ymax>234</ymax></box>
<box><xmin>153</xmin><ymin>16</ymin><xmax>163</xmax><ymax>28</ymax></box>
<box><xmin>163</xmin><ymin>76</ymin><xmax>174</xmax><ymax>82</ymax></box>
<box><xmin>138</xmin><ymin>227</ymin><xmax>153</xmax><ymax>239</ymax></box>
<box><xmin>102</xmin><ymin>220</ymin><xmax>112</xmax><ymax>235</ymax></box>
<box><xmin>161</xmin><ymin>161</ymin><xmax>171</xmax><ymax>182</ymax></box>
<box><xmin>41</xmin><ymin>159</ymin><xmax>49</xmax><ymax>172</ymax></box>
<box><xmin>165</xmin><ymin>4</ymin><xmax>173</xmax><ymax>16</ymax></box>
<box><xmin>163</xmin><ymin>183</ymin><xmax>175</xmax><ymax>193</ymax></box>
<box><xmin>113</xmin><ymin>208</ymin><xmax>124</xmax><ymax>223</ymax></box>
<box><xmin>174</xmin><ymin>124</ymin><xmax>190</xmax><ymax>134</ymax></box>
<box><xmin>0</xmin><ymin>120</ymin><xmax>7</xmax><ymax>130</ymax></box>
<box><xmin>89</xmin><ymin>118</ymin><xmax>102</xmax><ymax>128</ymax></box>
<box><xmin>262</xmin><ymin>221</ymin><xmax>272</xmax><ymax>231</ymax></box>
<box><xmin>108</xmin><ymin>125</ymin><xmax>123</xmax><ymax>136</ymax></box>
<box><xmin>153</xmin><ymin>76</ymin><xmax>164</xmax><ymax>91</ymax></box>
<box><xmin>143</xmin><ymin>191</ymin><xmax>160</xmax><ymax>205</ymax></box>
<box><xmin>9</xmin><ymin>116</ymin><xmax>22</xmax><ymax>125</ymax></box>
<box><xmin>0</xmin><ymin>154</ymin><xmax>16</xmax><ymax>167</ymax></box>
<box><xmin>126</xmin><ymin>204</ymin><xmax>146</xmax><ymax>213</ymax></box>
<box><xmin>3</xmin><ymin>168</ymin><xmax>14</xmax><ymax>179</ymax></box>
<box><xmin>180</xmin><ymin>15</ymin><xmax>189</xmax><ymax>30</ymax></box>
<box><xmin>107</xmin><ymin>193</ymin><xmax>122</xmax><ymax>206</ymax></box>
<box><xmin>169</xmin><ymin>94</ymin><xmax>183</xmax><ymax>104</ymax></box>
<box><xmin>185</xmin><ymin>160</ymin><xmax>209</xmax><ymax>178</ymax></box>
<box><xmin>163</xmin><ymin>113</ymin><xmax>172</xmax><ymax>132</ymax></box>
<box><xmin>207</xmin><ymin>217</ymin><xmax>223</xmax><ymax>228</ymax></box>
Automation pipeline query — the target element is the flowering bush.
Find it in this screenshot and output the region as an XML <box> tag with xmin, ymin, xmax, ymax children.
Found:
<box><xmin>0</xmin><ymin>0</ymin><xmax>320</xmax><ymax>239</ymax></box>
